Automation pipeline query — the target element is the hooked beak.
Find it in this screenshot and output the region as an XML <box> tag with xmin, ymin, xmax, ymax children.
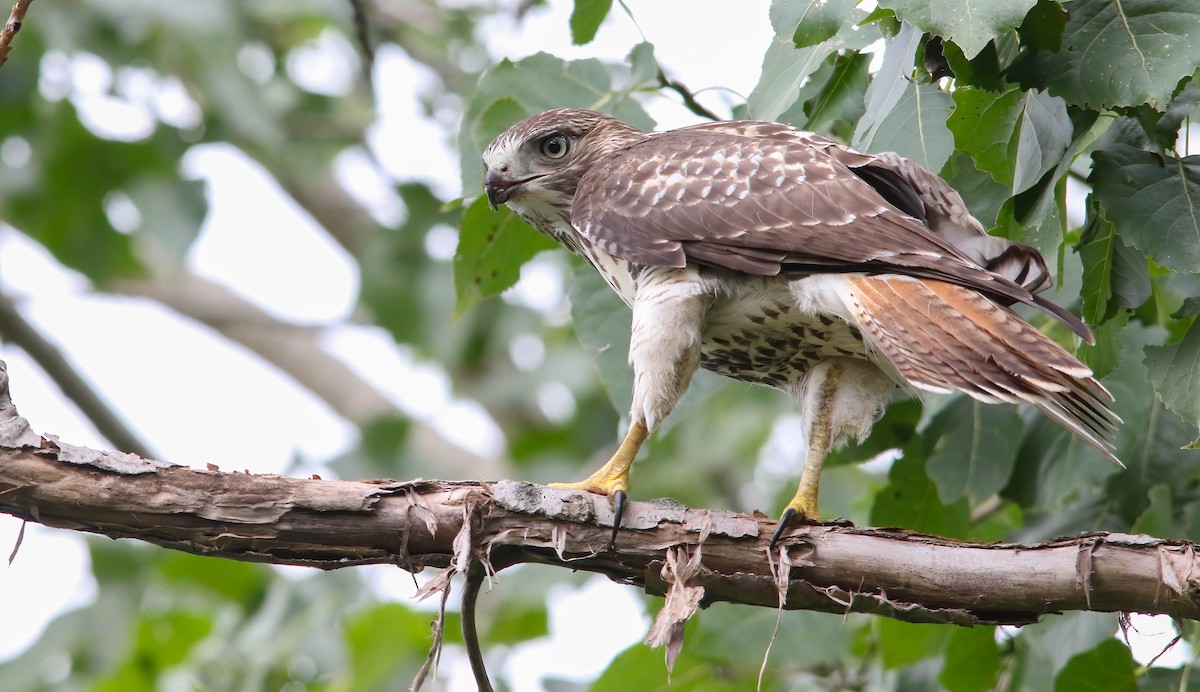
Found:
<box><xmin>485</xmin><ymin>171</ymin><xmax>513</xmax><ymax>209</ymax></box>
<box><xmin>485</xmin><ymin>171</ymin><xmax>543</xmax><ymax>209</ymax></box>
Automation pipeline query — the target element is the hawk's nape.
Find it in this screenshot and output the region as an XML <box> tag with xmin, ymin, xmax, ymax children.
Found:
<box><xmin>482</xmin><ymin>108</ymin><xmax>1120</xmax><ymax>547</ymax></box>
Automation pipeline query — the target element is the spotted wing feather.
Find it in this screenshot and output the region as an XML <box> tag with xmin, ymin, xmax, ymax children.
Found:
<box><xmin>571</xmin><ymin>127</ymin><xmax>1090</xmax><ymax>341</ymax></box>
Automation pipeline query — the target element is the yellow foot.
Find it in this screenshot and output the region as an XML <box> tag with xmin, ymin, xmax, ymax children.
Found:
<box><xmin>549</xmin><ymin>421</ymin><xmax>648</xmax><ymax>548</ymax></box>
<box><xmin>770</xmin><ymin>485</ymin><xmax>820</xmax><ymax>548</ymax></box>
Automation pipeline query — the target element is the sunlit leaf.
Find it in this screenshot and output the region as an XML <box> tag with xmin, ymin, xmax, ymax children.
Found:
<box><xmin>801</xmin><ymin>51</ymin><xmax>871</xmax><ymax>135</ymax></box>
<box><xmin>948</xmin><ymin>87</ymin><xmax>1070</xmax><ymax>195</ymax></box>
<box><xmin>878</xmin><ymin>0</ymin><xmax>1037</xmax><ymax>58</ymax></box>
<box><xmin>459</xmin><ymin>52</ymin><xmax>655</xmax><ymax>193</ymax></box>
<box><xmin>853</xmin><ymin>22</ymin><xmax>922</xmax><ymax>153</ymax></box>
<box><xmin>570</xmin><ymin>0</ymin><xmax>613</xmax><ymax>45</ymax></box>
<box><xmin>749</xmin><ymin>14</ymin><xmax>876</xmax><ymax>121</ymax></box>
<box><xmin>454</xmin><ymin>196</ymin><xmax>558</xmax><ymax>315</ymax></box>
<box><xmin>862</xmin><ymin>79</ymin><xmax>955</xmax><ymax>172</ymax></box>
<box><xmin>770</xmin><ymin>0</ymin><xmax>856</xmax><ymax>48</ymax></box>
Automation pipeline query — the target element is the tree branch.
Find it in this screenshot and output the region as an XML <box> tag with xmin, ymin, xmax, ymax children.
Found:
<box><xmin>0</xmin><ymin>0</ymin><xmax>33</xmax><ymax>70</ymax></box>
<box><xmin>110</xmin><ymin>274</ymin><xmax>505</xmax><ymax>480</ymax></box>
<box><xmin>0</xmin><ymin>291</ymin><xmax>158</xmax><ymax>459</ymax></box>
<box><xmin>2</xmin><ymin>385</ymin><xmax>1198</xmax><ymax>629</ymax></box>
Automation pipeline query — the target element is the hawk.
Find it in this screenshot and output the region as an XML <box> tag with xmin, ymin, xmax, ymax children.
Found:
<box><xmin>483</xmin><ymin>108</ymin><xmax>1119</xmax><ymax>545</ymax></box>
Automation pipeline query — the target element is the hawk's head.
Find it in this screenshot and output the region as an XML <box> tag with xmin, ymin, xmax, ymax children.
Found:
<box><xmin>483</xmin><ymin>109</ymin><xmax>643</xmax><ymax>221</ymax></box>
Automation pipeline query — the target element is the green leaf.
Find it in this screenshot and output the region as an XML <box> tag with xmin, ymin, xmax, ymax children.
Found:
<box><xmin>342</xmin><ymin>602</ymin><xmax>455</xmax><ymax>692</ymax></box>
<box><xmin>1017</xmin><ymin>0</ymin><xmax>1068</xmax><ymax>52</ymax></box>
<box><xmin>480</xmin><ymin>590</ymin><xmax>550</xmax><ymax>645</ymax></box>
<box><xmin>1009</xmin><ymin>0</ymin><xmax>1200</xmax><ymax>109</ymax></box>
<box><xmin>594</xmin><ymin>625</ymin><xmax>746</xmax><ymax>691</ymax></box>
<box><xmin>750</xmin><ymin>9</ymin><xmax>877</xmax><ymax>121</ymax></box>
<box><xmin>770</xmin><ymin>0</ymin><xmax>856</xmax><ymax>48</ymax></box>
<box><xmin>939</xmin><ymin>39</ymin><xmax>1004</xmax><ymax>92</ymax></box>
<box><xmin>872</xmin><ymin>441</ymin><xmax>971</xmax><ymax>538</ymax></box>
<box><xmin>626</xmin><ymin>41</ymin><xmax>659</xmax><ymax>90</ymax></box>
<box><xmin>453</xmin><ymin>195</ymin><xmax>557</xmax><ymax>315</ymax></box>
<box><xmin>748</xmin><ymin>38</ymin><xmax>845</xmax><ymax>121</ymax></box>
<box><xmin>940</xmin><ymin>626</ymin><xmax>1002</xmax><ymax>692</ymax></box>
<box><xmin>878</xmin><ymin>0</ymin><xmax>1037</xmax><ymax>58</ymax></box>
<box><xmin>158</xmin><ymin>552</ymin><xmax>270</xmax><ymax>604</ymax></box>
<box><xmin>570</xmin><ymin>265</ymin><xmax>633</xmax><ymax>416</ymax></box>
<box><xmin>801</xmin><ymin>51</ymin><xmax>871</xmax><ymax>135</ymax></box>
<box><xmin>1077</xmin><ymin>204</ymin><xmax>1118</xmax><ymax>324</ymax></box>
<box><xmin>877</xmin><ymin>619</ymin><xmax>949</xmax><ymax>669</ymax></box>
<box><xmin>1131</xmin><ymin>483</ymin><xmax>1176</xmax><ymax>536</ymax></box>
<box><xmin>1021</xmin><ymin>612</ymin><xmax>1120</xmax><ymax>678</ymax></box>
<box><xmin>863</xmin><ymin>79</ymin><xmax>956</xmax><ymax>172</ymax></box>
<box><xmin>1077</xmin><ymin>203</ymin><xmax>1150</xmax><ymax>326</ymax></box>
<box><xmin>3</xmin><ymin>104</ymin><xmax>190</xmax><ymax>283</ymax></box>
<box><xmin>1090</xmin><ymin>145</ymin><xmax>1200</xmax><ymax>274</ymax></box>
<box><xmin>570</xmin><ymin>0</ymin><xmax>613</xmax><ymax>45</ymax></box>
<box><xmin>925</xmin><ymin>398</ymin><xmax>1023</xmax><ymax>504</ymax></box>
<box><xmin>459</xmin><ymin>52</ymin><xmax>655</xmax><ymax>193</ymax></box>
<box><xmin>1053</xmin><ymin>639</ymin><xmax>1136</xmax><ymax>692</ymax></box>
<box><xmin>938</xmin><ymin>151</ymin><xmax>1011</xmax><ymax>229</ymax></box>
<box><xmin>1145</xmin><ymin>316</ymin><xmax>1200</xmax><ymax>426</ymax></box>
<box><xmin>853</xmin><ymin>22</ymin><xmax>922</xmax><ymax>153</ymax></box>
<box><xmin>1078</xmin><ymin>310</ymin><xmax>1129</xmax><ymax>379</ymax></box>
<box><xmin>95</xmin><ymin>610</ymin><xmax>214</xmax><ymax>692</ymax></box>
<box><xmin>359</xmin><ymin>183</ymin><xmax>459</xmax><ymax>354</ymax></box>
<box><xmin>1150</xmin><ymin>72</ymin><xmax>1200</xmax><ymax>148</ymax></box>
<box><xmin>949</xmin><ymin>87</ymin><xmax>1071</xmax><ymax>195</ymax></box>
<box><xmin>690</xmin><ymin>604</ymin><xmax>855</xmax><ymax>670</ymax></box>
<box><xmin>124</xmin><ymin>176</ymin><xmax>207</xmax><ymax>268</ymax></box>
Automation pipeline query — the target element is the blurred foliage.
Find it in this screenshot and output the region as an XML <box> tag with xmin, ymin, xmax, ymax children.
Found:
<box><xmin>0</xmin><ymin>0</ymin><xmax>1199</xmax><ymax>689</ymax></box>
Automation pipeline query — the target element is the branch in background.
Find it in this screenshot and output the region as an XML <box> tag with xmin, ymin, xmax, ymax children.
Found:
<box><xmin>111</xmin><ymin>274</ymin><xmax>505</xmax><ymax>480</ymax></box>
<box><xmin>346</xmin><ymin>0</ymin><xmax>376</xmax><ymax>90</ymax></box>
<box><xmin>3</xmin><ymin>395</ymin><xmax>1200</xmax><ymax>631</ymax></box>
<box><xmin>657</xmin><ymin>67</ymin><xmax>722</xmax><ymax>121</ymax></box>
<box><xmin>0</xmin><ymin>291</ymin><xmax>158</xmax><ymax>459</ymax></box>
<box><xmin>0</xmin><ymin>0</ymin><xmax>34</xmax><ymax>69</ymax></box>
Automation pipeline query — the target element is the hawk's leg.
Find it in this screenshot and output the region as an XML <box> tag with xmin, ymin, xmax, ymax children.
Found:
<box><xmin>772</xmin><ymin>358</ymin><xmax>895</xmax><ymax>546</ymax></box>
<box><xmin>550</xmin><ymin>283</ymin><xmax>709</xmax><ymax>547</ymax></box>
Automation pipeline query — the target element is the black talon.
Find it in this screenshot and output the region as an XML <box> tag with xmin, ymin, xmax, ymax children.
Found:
<box><xmin>609</xmin><ymin>489</ymin><xmax>626</xmax><ymax>550</ymax></box>
<box><xmin>770</xmin><ymin>507</ymin><xmax>797</xmax><ymax>548</ymax></box>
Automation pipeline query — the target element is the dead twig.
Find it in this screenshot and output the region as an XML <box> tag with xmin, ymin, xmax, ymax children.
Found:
<box><xmin>0</xmin><ymin>0</ymin><xmax>35</xmax><ymax>69</ymax></box>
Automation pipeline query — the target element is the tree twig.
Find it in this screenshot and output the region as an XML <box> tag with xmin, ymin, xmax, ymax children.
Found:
<box><xmin>0</xmin><ymin>0</ymin><xmax>34</xmax><ymax>69</ymax></box>
<box><xmin>110</xmin><ymin>274</ymin><xmax>505</xmax><ymax>480</ymax></box>
<box><xmin>346</xmin><ymin>0</ymin><xmax>376</xmax><ymax>90</ymax></box>
<box><xmin>462</xmin><ymin>560</ymin><xmax>495</xmax><ymax>692</ymax></box>
<box><xmin>657</xmin><ymin>68</ymin><xmax>722</xmax><ymax>121</ymax></box>
<box><xmin>0</xmin><ymin>291</ymin><xmax>158</xmax><ymax>459</ymax></box>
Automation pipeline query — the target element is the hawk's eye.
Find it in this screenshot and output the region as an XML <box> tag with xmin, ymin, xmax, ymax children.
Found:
<box><xmin>539</xmin><ymin>134</ymin><xmax>569</xmax><ymax>159</ymax></box>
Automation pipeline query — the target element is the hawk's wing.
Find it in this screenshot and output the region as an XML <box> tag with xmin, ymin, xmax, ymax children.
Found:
<box><xmin>571</xmin><ymin>124</ymin><xmax>1087</xmax><ymax>340</ymax></box>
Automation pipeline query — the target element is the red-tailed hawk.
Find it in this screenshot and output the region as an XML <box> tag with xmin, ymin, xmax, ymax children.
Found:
<box><xmin>483</xmin><ymin>108</ymin><xmax>1119</xmax><ymax>545</ymax></box>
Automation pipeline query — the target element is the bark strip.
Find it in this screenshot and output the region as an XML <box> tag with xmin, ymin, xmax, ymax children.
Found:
<box><xmin>2</xmin><ymin>413</ymin><xmax>1199</xmax><ymax>627</ymax></box>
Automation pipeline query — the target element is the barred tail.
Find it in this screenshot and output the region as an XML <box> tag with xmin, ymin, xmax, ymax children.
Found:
<box><xmin>844</xmin><ymin>275</ymin><xmax>1121</xmax><ymax>465</ymax></box>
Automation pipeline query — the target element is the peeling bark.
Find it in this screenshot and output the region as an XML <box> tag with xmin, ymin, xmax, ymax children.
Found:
<box><xmin>3</xmin><ymin>423</ymin><xmax>1200</xmax><ymax>628</ymax></box>
<box><xmin>2</xmin><ymin>359</ymin><xmax>1200</xmax><ymax>636</ymax></box>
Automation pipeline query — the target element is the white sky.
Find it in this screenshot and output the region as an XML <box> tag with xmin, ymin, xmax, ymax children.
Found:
<box><xmin>0</xmin><ymin>0</ymin><xmax>1190</xmax><ymax>686</ymax></box>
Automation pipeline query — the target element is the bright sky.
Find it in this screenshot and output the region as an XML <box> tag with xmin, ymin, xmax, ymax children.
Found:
<box><xmin>0</xmin><ymin>0</ymin><xmax>1189</xmax><ymax>686</ymax></box>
